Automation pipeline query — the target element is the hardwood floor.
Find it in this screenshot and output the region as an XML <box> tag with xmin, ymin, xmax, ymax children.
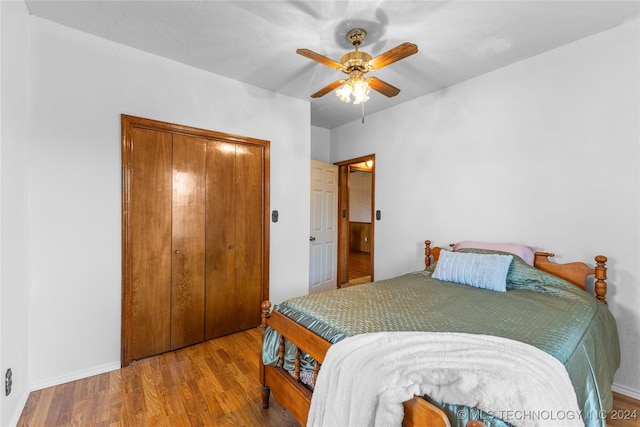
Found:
<box><xmin>609</xmin><ymin>392</ymin><xmax>640</xmax><ymax>427</ymax></box>
<box><xmin>17</xmin><ymin>328</ymin><xmax>297</xmax><ymax>427</ymax></box>
<box><xmin>348</xmin><ymin>250</ymin><xmax>371</xmax><ymax>282</ymax></box>
<box><xmin>17</xmin><ymin>328</ymin><xmax>639</xmax><ymax>427</ymax></box>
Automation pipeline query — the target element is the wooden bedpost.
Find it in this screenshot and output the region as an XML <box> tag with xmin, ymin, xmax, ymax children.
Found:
<box><xmin>260</xmin><ymin>300</ymin><xmax>272</xmax><ymax>409</ymax></box>
<box><xmin>425</xmin><ymin>240</ymin><xmax>443</xmax><ymax>266</ymax></box>
<box><xmin>534</xmin><ymin>252</ymin><xmax>608</xmax><ymax>304</ymax></box>
<box><xmin>424</xmin><ymin>240</ymin><xmax>432</xmax><ymax>268</ymax></box>
<box><xmin>260</xmin><ymin>300</ymin><xmax>271</xmax><ymax>330</ymax></box>
<box><xmin>594</xmin><ymin>255</ymin><xmax>608</xmax><ymax>305</ymax></box>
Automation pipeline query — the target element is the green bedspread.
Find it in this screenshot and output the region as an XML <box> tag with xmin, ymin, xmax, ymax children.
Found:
<box><xmin>263</xmin><ymin>250</ymin><xmax>620</xmax><ymax>427</ymax></box>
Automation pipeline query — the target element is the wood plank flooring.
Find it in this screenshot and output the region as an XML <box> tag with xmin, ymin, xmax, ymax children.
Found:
<box><xmin>17</xmin><ymin>327</ymin><xmax>639</xmax><ymax>427</ymax></box>
<box><xmin>348</xmin><ymin>250</ymin><xmax>371</xmax><ymax>282</ymax></box>
<box><xmin>17</xmin><ymin>328</ymin><xmax>297</xmax><ymax>427</ymax></box>
<box><xmin>609</xmin><ymin>392</ymin><xmax>640</xmax><ymax>427</ymax></box>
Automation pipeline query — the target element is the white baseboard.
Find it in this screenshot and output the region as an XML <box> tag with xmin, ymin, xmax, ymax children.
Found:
<box><xmin>29</xmin><ymin>361</ymin><xmax>121</xmax><ymax>392</ymax></box>
<box><xmin>612</xmin><ymin>382</ymin><xmax>640</xmax><ymax>400</ymax></box>
<box><xmin>9</xmin><ymin>389</ymin><xmax>31</xmax><ymax>427</ymax></box>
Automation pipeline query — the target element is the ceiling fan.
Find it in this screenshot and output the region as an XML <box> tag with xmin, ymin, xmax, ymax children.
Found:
<box><xmin>297</xmin><ymin>28</ymin><xmax>418</xmax><ymax>105</ymax></box>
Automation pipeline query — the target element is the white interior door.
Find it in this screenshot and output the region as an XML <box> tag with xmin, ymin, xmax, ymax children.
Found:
<box><xmin>309</xmin><ymin>160</ymin><xmax>338</xmax><ymax>294</ymax></box>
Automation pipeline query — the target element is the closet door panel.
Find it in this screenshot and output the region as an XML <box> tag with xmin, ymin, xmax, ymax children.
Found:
<box><xmin>171</xmin><ymin>135</ymin><xmax>207</xmax><ymax>349</ymax></box>
<box><xmin>234</xmin><ymin>144</ymin><xmax>264</xmax><ymax>330</ymax></box>
<box><xmin>122</xmin><ymin>115</ymin><xmax>269</xmax><ymax>365</ymax></box>
<box><xmin>129</xmin><ymin>127</ymin><xmax>173</xmax><ymax>360</ymax></box>
<box><xmin>204</xmin><ymin>141</ymin><xmax>237</xmax><ymax>339</ymax></box>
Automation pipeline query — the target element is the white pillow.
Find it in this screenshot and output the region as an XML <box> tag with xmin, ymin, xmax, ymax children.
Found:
<box><xmin>432</xmin><ymin>250</ymin><xmax>513</xmax><ymax>292</ymax></box>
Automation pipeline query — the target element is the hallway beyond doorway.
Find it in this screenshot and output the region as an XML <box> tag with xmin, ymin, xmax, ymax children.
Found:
<box><xmin>347</xmin><ymin>250</ymin><xmax>371</xmax><ymax>286</ymax></box>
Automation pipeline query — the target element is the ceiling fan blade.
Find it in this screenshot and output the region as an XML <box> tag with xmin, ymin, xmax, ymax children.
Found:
<box><xmin>311</xmin><ymin>80</ymin><xmax>346</xmax><ymax>98</ymax></box>
<box><xmin>368</xmin><ymin>42</ymin><xmax>418</xmax><ymax>70</ymax></box>
<box><xmin>297</xmin><ymin>49</ymin><xmax>343</xmax><ymax>69</ymax></box>
<box><xmin>367</xmin><ymin>77</ymin><xmax>401</xmax><ymax>97</ymax></box>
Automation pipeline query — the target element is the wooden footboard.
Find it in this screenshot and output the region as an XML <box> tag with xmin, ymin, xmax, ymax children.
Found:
<box><xmin>259</xmin><ymin>301</ymin><xmax>453</xmax><ymax>427</ymax></box>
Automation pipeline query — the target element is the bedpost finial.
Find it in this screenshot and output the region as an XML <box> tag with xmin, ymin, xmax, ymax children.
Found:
<box><xmin>594</xmin><ymin>255</ymin><xmax>608</xmax><ymax>305</ymax></box>
<box><xmin>595</xmin><ymin>255</ymin><xmax>607</xmax><ymax>264</ymax></box>
<box><xmin>425</xmin><ymin>240</ymin><xmax>432</xmax><ymax>268</ymax></box>
<box><xmin>260</xmin><ymin>301</ymin><xmax>272</xmax><ymax>329</ymax></box>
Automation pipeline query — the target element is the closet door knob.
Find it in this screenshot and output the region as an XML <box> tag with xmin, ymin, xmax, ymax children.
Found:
<box><xmin>175</xmin><ymin>250</ymin><xmax>181</xmax><ymax>254</ymax></box>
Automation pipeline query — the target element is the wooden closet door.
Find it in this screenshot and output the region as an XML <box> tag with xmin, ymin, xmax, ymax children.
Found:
<box><xmin>205</xmin><ymin>141</ymin><xmax>237</xmax><ymax>339</ymax></box>
<box><xmin>204</xmin><ymin>142</ymin><xmax>265</xmax><ymax>338</ymax></box>
<box><xmin>128</xmin><ymin>127</ymin><xmax>173</xmax><ymax>361</ymax></box>
<box><xmin>170</xmin><ymin>134</ymin><xmax>206</xmax><ymax>349</ymax></box>
<box><xmin>122</xmin><ymin>114</ymin><xmax>270</xmax><ymax>366</ymax></box>
<box><xmin>234</xmin><ymin>144</ymin><xmax>264</xmax><ymax>331</ymax></box>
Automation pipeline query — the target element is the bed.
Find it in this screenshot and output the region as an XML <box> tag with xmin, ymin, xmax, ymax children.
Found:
<box><xmin>259</xmin><ymin>240</ymin><xmax>620</xmax><ymax>427</ymax></box>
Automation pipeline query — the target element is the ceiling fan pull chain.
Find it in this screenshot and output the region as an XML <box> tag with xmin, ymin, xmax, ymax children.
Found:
<box><xmin>362</xmin><ymin>102</ymin><xmax>365</xmax><ymax>124</ymax></box>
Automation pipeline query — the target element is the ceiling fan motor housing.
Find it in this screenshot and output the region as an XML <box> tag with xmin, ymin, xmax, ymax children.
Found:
<box><xmin>340</xmin><ymin>51</ymin><xmax>373</xmax><ymax>74</ymax></box>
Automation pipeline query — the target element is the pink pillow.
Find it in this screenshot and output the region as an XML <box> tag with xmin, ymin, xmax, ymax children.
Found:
<box><xmin>452</xmin><ymin>241</ymin><xmax>536</xmax><ymax>266</ymax></box>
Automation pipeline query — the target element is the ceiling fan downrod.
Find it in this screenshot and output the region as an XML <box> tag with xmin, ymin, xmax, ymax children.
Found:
<box><xmin>341</xmin><ymin>28</ymin><xmax>372</xmax><ymax>74</ymax></box>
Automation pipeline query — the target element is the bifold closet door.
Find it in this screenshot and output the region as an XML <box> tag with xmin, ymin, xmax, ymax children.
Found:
<box><xmin>170</xmin><ymin>134</ymin><xmax>206</xmax><ymax>350</ymax></box>
<box><xmin>128</xmin><ymin>130</ymin><xmax>206</xmax><ymax>360</ymax></box>
<box><xmin>205</xmin><ymin>141</ymin><xmax>264</xmax><ymax>339</ymax></box>
<box><xmin>129</xmin><ymin>127</ymin><xmax>173</xmax><ymax>361</ymax></box>
<box><xmin>233</xmin><ymin>143</ymin><xmax>265</xmax><ymax>332</ymax></box>
<box><xmin>122</xmin><ymin>114</ymin><xmax>270</xmax><ymax>366</ymax></box>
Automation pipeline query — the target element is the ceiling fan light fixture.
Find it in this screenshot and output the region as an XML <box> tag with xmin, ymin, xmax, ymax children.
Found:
<box><xmin>336</xmin><ymin>71</ymin><xmax>370</xmax><ymax>104</ymax></box>
<box><xmin>352</xmin><ymin>78</ymin><xmax>370</xmax><ymax>104</ymax></box>
<box><xmin>336</xmin><ymin>82</ymin><xmax>353</xmax><ymax>103</ymax></box>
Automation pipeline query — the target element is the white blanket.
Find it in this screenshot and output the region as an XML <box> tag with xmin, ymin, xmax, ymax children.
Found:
<box><xmin>307</xmin><ymin>332</ymin><xmax>582</xmax><ymax>427</ymax></box>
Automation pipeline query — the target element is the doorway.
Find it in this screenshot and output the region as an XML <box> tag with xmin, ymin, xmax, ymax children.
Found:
<box><xmin>336</xmin><ymin>154</ymin><xmax>375</xmax><ymax>287</ymax></box>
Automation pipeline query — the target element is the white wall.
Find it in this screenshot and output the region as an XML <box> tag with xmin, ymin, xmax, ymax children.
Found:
<box><xmin>3</xmin><ymin>7</ymin><xmax>310</xmax><ymax>412</ymax></box>
<box><xmin>310</xmin><ymin>125</ymin><xmax>331</xmax><ymax>163</ymax></box>
<box><xmin>331</xmin><ymin>20</ymin><xmax>640</xmax><ymax>398</ymax></box>
<box><xmin>1</xmin><ymin>2</ymin><xmax>32</xmax><ymax>425</ymax></box>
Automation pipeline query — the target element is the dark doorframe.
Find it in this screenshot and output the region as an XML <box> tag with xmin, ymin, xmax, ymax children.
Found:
<box><xmin>335</xmin><ymin>154</ymin><xmax>375</xmax><ymax>287</ymax></box>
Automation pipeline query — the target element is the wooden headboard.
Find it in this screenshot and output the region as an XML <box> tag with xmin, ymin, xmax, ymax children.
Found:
<box><xmin>424</xmin><ymin>240</ymin><xmax>608</xmax><ymax>304</ymax></box>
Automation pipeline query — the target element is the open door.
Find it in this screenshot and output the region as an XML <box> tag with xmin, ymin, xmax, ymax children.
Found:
<box><xmin>336</xmin><ymin>154</ymin><xmax>375</xmax><ymax>287</ymax></box>
<box><xmin>309</xmin><ymin>160</ymin><xmax>338</xmax><ymax>294</ymax></box>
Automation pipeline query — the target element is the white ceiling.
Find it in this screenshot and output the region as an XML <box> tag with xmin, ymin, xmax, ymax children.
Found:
<box><xmin>25</xmin><ymin>1</ymin><xmax>640</xmax><ymax>129</ymax></box>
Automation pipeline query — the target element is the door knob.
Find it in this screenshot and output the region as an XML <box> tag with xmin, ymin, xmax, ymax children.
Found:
<box><xmin>175</xmin><ymin>250</ymin><xmax>181</xmax><ymax>254</ymax></box>
<box><xmin>309</xmin><ymin>236</ymin><xmax>316</xmax><ymax>241</ymax></box>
